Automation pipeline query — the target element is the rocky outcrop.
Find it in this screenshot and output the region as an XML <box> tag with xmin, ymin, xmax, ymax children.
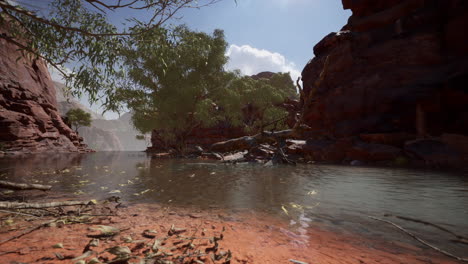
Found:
<box><xmin>0</xmin><ymin>35</ymin><xmax>89</xmax><ymax>153</ymax></box>
<box><xmin>300</xmin><ymin>0</ymin><xmax>468</xmax><ymax>166</ymax></box>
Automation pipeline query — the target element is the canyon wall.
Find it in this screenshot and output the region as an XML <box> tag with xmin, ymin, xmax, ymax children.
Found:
<box><xmin>55</xmin><ymin>81</ymin><xmax>124</xmax><ymax>151</ymax></box>
<box><xmin>298</xmin><ymin>0</ymin><xmax>468</xmax><ymax>165</ymax></box>
<box><xmin>0</xmin><ymin>36</ymin><xmax>89</xmax><ymax>153</ymax></box>
<box><xmin>55</xmin><ymin>84</ymin><xmax>146</xmax><ymax>151</ymax></box>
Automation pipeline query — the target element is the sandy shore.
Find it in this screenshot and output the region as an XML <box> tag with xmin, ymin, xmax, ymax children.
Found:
<box><xmin>0</xmin><ymin>196</ymin><xmax>462</xmax><ymax>264</ymax></box>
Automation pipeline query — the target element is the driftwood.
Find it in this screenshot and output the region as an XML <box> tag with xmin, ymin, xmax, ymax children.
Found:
<box><xmin>210</xmin><ymin>129</ymin><xmax>294</xmax><ymax>153</ymax></box>
<box><xmin>0</xmin><ymin>180</ymin><xmax>52</xmax><ymax>191</ymax></box>
<box><xmin>0</xmin><ymin>200</ymin><xmax>93</xmax><ymax>209</ymax></box>
<box><xmin>368</xmin><ymin>216</ymin><xmax>468</xmax><ymax>262</ymax></box>
<box><xmin>211</xmin><ymin>129</ymin><xmax>298</xmax><ymax>165</ymax></box>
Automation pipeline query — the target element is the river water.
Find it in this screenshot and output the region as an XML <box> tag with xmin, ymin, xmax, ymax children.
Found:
<box><xmin>1</xmin><ymin>152</ymin><xmax>467</xmax><ymax>258</ymax></box>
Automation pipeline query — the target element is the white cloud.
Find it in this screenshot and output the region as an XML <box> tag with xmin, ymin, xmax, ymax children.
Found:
<box><xmin>226</xmin><ymin>44</ymin><xmax>301</xmax><ymax>82</ymax></box>
<box><xmin>48</xmin><ymin>65</ymin><xmax>72</xmax><ymax>83</ymax></box>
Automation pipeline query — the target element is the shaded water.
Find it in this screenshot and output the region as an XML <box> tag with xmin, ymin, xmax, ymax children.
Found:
<box><xmin>1</xmin><ymin>152</ymin><xmax>467</xmax><ymax>253</ymax></box>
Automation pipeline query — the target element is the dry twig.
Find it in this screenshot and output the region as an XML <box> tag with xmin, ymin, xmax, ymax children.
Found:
<box><xmin>368</xmin><ymin>216</ymin><xmax>468</xmax><ymax>262</ymax></box>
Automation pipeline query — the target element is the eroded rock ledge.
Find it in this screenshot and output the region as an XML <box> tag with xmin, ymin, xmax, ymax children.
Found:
<box><xmin>0</xmin><ymin>33</ymin><xmax>90</xmax><ymax>154</ymax></box>
<box><xmin>298</xmin><ymin>0</ymin><xmax>468</xmax><ymax>166</ymax></box>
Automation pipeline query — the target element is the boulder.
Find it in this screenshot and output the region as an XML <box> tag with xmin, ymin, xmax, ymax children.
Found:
<box><xmin>286</xmin><ymin>138</ymin><xmax>353</xmax><ymax>162</ymax></box>
<box><xmin>441</xmin><ymin>133</ymin><xmax>468</xmax><ymax>154</ymax></box>
<box><xmin>404</xmin><ymin>139</ymin><xmax>462</xmax><ymax>166</ymax></box>
<box><xmin>347</xmin><ymin>141</ymin><xmax>401</xmax><ymax>161</ymax></box>
<box><xmin>359</xmin><ymin>133</ymin><xmax>415</xmax><ymax>147</ymax></box>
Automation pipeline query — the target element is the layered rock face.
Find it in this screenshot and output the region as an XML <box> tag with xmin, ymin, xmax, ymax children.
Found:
<box><xmin>0</xmin><ymin>37</ymin><xmax>89</xmax><ymax>153</ymax></box>
<box><xmin>300</xmin><ymin>0</ymin><xmax>468</xmax><ymax>165</ymax></box>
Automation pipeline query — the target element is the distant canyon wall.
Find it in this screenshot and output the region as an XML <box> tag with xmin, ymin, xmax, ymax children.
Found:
<box><xmin>0</xmin><ymin>34</ymin><xmax>89</xmax><ymax>153</ymax></box>
<box><xmin>55</xmin><ymin>84</ymin><xmax>146</xmax><ymax>151</ymax></box>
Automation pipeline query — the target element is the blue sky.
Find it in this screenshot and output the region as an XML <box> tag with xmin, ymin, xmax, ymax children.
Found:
<box><xmin>177</xmin><ymin>0</ymin><xmax>350</xmax><ymax>72</ymax></box>
<box><xmin>50</xmin><ymin>0</ymin><xmax>351</xmax><ymax>119</ymax></box>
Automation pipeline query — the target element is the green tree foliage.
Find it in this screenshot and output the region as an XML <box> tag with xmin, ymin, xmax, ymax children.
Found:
<box><xmin>119</xmin><ymin>25</ymin><xmax>229</xmax><ymax>151</ymax></box>
<box><xmin>118</xmin><ymin>25</ymin><xmax>297</xmax><ymax>152</ymax></box>
<box><xmin>0</xmin><ymin>0</ymin><xmax>219</xmax><ymax>111</ymax></box>
<box><xmin>66</xmin><ymin>108</ymin><xmax>92</xmax><ymax>132</ymax></box>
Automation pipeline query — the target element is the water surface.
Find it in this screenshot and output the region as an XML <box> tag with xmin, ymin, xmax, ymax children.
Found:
<box><xmin>1</xmin><ymin>152</ymin><xmax>467</xmax><ymax>254</ymax></box>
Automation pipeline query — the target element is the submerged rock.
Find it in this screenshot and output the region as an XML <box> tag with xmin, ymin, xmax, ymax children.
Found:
<box><xmin>404</xmin><ymin>139</ymin><xmax>462</xmax><ymax>166</ymax></box>
<box><xmin>347</xmin><ymin>141</ymin><xmax>401</xmax><ymax>162</ymax></box>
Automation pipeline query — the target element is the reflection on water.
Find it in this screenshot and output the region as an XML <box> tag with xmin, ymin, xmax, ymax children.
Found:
<box><xmin>1</xmin><ymin>152</ymin><xmax>467</xmax><ymax>236</ymax></box>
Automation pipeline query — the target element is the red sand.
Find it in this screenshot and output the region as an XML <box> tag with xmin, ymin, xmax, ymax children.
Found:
<box><xmin>0</xmin><ymin>203</ymin><xmax>461</xmax><ymax>264</ymax></box>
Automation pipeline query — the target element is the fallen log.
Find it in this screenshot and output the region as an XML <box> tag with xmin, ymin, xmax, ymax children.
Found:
<box><xmin>0</xmin><ymin>180</ymin><xmax>52</xmax><ymax>191</ymax></box>
<box><xmin>0</xmin><ymin>200</ymin><xmax>94</xmax><ymax>209</ymax></box>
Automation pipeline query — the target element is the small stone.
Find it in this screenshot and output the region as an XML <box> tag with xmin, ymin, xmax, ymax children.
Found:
<box><xmin>89</xmin><ymin>238</ymin><xmax>99</xmax><ymax>247</ymax></box>
<box><xmin>87</xmin><ymin>257</ymin><xmax>101</xmax><ymax>264</ymax></box>
<box><xmin>52</xmin><ymin>243</ymin><xmax>64</xmax><ymax>249</ymax></box>
<box><xmin>143</xmin><ymin>229</ymin><xmax>158</xmax><ymax>238</ymax></box>
<box><xmin>122</xmin><ymin>236</ymin><xmax>133</xmax><ymax>243</ymax></box>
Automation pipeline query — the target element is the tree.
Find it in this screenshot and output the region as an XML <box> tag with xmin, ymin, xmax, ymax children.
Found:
<box><xmin>135</xmin><ymin>134</ymin><xmax>151</xmax><ymax>147</ymax></box>
<box><xmin>118</xmin><ymin>25</ymin><xmax>297</xmax><ymax>152</ymax></box>
<box><xmin>119</xmin><ymin>25</ymin><xmax>229</xmax><ymax>152</ymax></box>
<box><xmin>66</xmin><ymin>108</ymin><xmax>92</xmax><ymax>132</ymax></box>
<box><xmin>0</xmin><ymin>0</ymin><xmax>221</xmax><ymax>112</ymax></box>
<box><xmin>227</xmin><ymin>74</ymin><xmax>296</xmax><ymax>134</ymax></box>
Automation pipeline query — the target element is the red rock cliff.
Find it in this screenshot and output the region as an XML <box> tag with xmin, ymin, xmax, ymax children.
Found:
<box><xmin>298</xmin><ymin>0</ymin><xmax>468</xmax><ymax>165</ymax></box>
<box><xmin>301</xmin><ymin>0</ymin><xmax>468</xmax><ymax>137</ymax></box>
<box><xmin>0</xmin><ymin>35</ymin><xmax>89</xmax><ymax>153</ymax></box>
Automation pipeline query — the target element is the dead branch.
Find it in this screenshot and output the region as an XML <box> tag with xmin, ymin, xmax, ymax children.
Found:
<box><xmin>0</xmin><ymin>250</ymin><xmax>19</xmax><ymax>257</ymax></box>
<box><xmin>368</xmin><ymin>216</ymin><xmax>468</xmax><ymax>262</ymax></box>
<box><xmin>384</xmin><ymin>213</ymin><xmax>468</xmax><ymax>240</ymax></box>
<box><xmin>0</xmin><ymin>180</ymin><xmax>52</xmax><ymax>191</ymax></box>
<box><xmin>0</xmin><ymin>200</ymin><xmax>93</xmax><ymax>209</ymax></box>
<box><xmin>210</xmin><ymin>129</ymin><xmax>294</xmax><ymax>153</ymax></box>
<box><xmin>0</xmin><ymin>220</ymin><xmax>53</xmax><ymax>245</ymax></box>
<box><xmin>451</xmin><ymin>238</ymin><xmax>468</xmax><ymax>245</ymax></box>
<box><xmin>0</xmin><ymin>209</ymin><xmax>39</xmax><ymax>218</ymax></box>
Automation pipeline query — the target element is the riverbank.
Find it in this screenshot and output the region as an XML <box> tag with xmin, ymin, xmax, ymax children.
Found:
<box><xmin>0</xmin><ymin>192</ymin><xmax>465</xmax><ymax>264</ymax></box>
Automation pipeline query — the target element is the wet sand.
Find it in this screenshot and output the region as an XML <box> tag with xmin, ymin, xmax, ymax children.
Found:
<box><xmin>0</xmin><ymin>200</ymin><xmax>461</xmax><ymax>264</ymax></box>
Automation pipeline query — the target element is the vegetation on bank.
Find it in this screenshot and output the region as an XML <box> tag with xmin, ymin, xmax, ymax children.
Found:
<box><xmin>1</xmin><ymin>0</ymin><xmax>298</xmax><ymax>153</ymax></box>
<box><xmin>0</xmin><ymin>0</ymin><xmax>223</xmax><ymax>112</ymax></box>
<box><xmin>118</xmin><ymin>25</ymin><xmax>296</xmax><ymax>152</ymax></box>
<box><xmin>66</xmin><ymin>108</ymin><xmax>92</xmax><ymax>133</ymax></box>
